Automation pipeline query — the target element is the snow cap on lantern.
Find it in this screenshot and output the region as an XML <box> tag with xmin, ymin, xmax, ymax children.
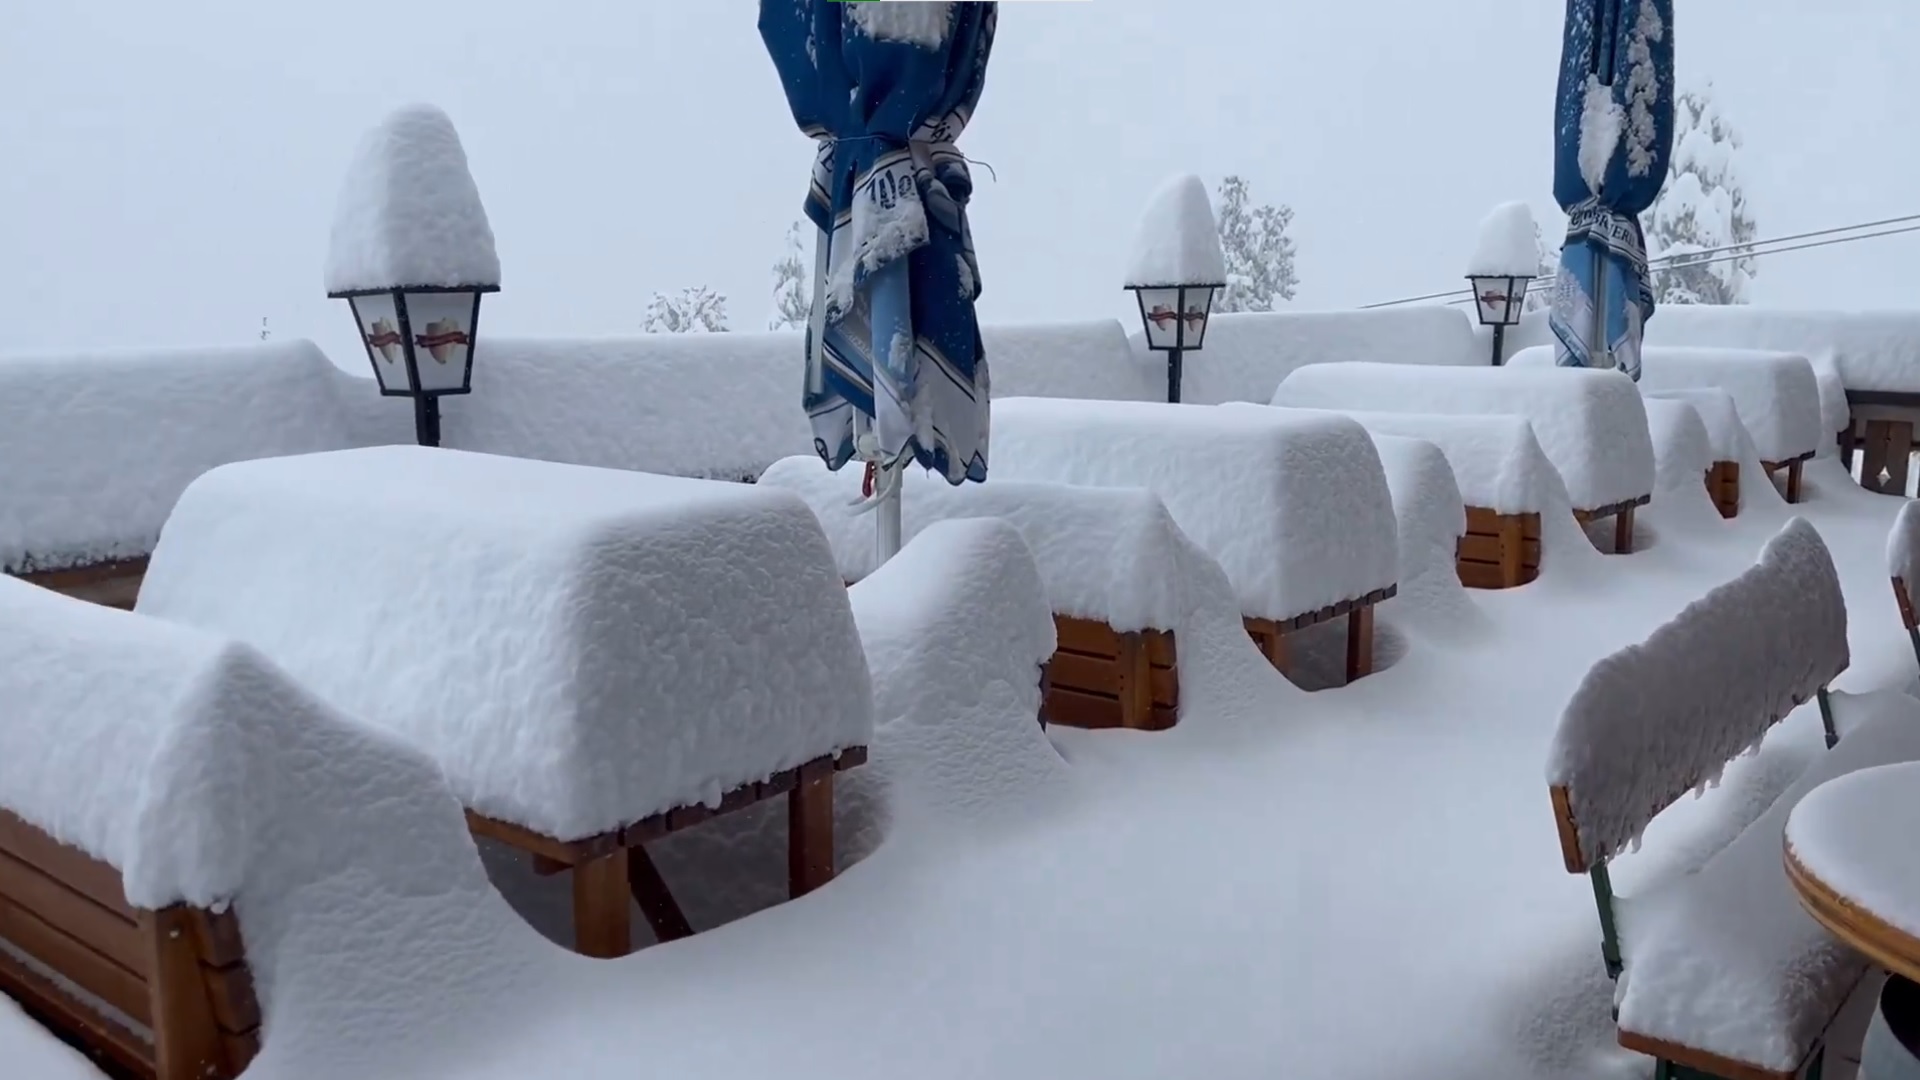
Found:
<box><xmin>325</xmin><ymin>104</ymin><xmax>499</xmax><ymax>421</ymax></box>
<box><xmin>1125</xmin><ymin>174</ymin><xmax>1226</xmax><ymax>358</ymax></box>
<box><xmin>1466</xmin><ymin>201</ymin><xmax>1540</xmax><ymax>329</ymax></box>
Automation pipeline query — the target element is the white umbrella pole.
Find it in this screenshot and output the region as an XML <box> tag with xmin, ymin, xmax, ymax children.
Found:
<box><xmin>1590</xmin><ymin>245</ymin><xmax>1612</xmax><ymax>371</ymax></box>
<box><xmin>876</xmin><ymin>478</ymin><xmax>902</xmax><ymax>565</ymax></box>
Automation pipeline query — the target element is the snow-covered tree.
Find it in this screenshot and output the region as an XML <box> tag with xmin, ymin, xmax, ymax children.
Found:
<box><xmin>1525</xmin><ymin>222</ymin><xmax>1558</xmax><ymax>313</ymax></box>
<box><xmin>644</xmin><ymin>287</ymin><xmax>730</xmax><ymax>333</ymax></box>
<box><xmin>1647</xmin><ymin>84</ymin><xmax>1757</xmax><ymax>305</ymax></box>
<box><xmin>1214</xmin><ymin>175</ymin><xmax>1299</xmax><ymax>312</ymax></box>
<box><xmin>769</xmin><ymin>222</ymin><xmax>811</xmax><ymax>331</ymax></box>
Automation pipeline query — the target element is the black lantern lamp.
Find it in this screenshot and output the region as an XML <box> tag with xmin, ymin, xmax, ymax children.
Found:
<box><xmin>1467</xmin><ymin>272</ymin><xmax>1533</xmax><ymax>367</ymax></box>
<box><xmin>1129</xmin><ymin>281</ymin><xmax>1221</xmax><ymax>403</ymax></box>
<box><xmin>330</xmin><ymin>283</ymin><xmax>497</xmax><ymax>447</ymax></box>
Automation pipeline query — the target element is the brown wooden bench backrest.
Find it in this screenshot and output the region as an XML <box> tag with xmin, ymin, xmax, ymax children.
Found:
<box><xmin>0</xmin><ymin>809</ymin><xmax>259</xmax><ymax>1079</ymax></box>
<box><xmin>1895</xmin><ymin>576</ymin><xmax>1918</xmax><ymax>632</ymax></box>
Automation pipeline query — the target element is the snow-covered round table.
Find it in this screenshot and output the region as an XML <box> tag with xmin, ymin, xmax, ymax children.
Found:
<box><xmin>1786</xmin><ymin>762</ymin><xmax>1920</xmax><ymax>1077</ymax></box>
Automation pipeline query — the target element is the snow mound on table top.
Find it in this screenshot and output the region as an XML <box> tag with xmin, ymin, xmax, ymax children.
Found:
<box><xmin>1641</xmin><ymin>387</ymin><xmax>1755</xmax><ymax>463</ymax></box>
<box><xmin>984</xmin><ymin>319</ymin><xmax>1164</xmax><ymax>403</ymax></box>
<box><xmin>990</xmin><ymin>397</ymin><xmax>1399</xmax><ymax>622</ymax></box>
<box><xmin>1466</xmin><ymin>201</ymin><xmax>1541</xmax><ymax>277</ymax></box>
<box><xmin>1642</xmin><ymin>305</ymin><xmax>1920</xmax><ymax>395</ymax></box>
<box><xmin>1359</xmin><ymin>433</ymin><xmax>1473</xmax><ymax>619</ymax></box>
<box><xmin>1620</xmin><ymin>689</ymin><xmax>1920</xmax><ymax>1074</ymax></box>
<box><xmin>1274</xmin><ymin>360</ymin><xmax>1655</xmax><ymax>510</ymax></box>
<box><xmin>1639</xmin><ymin>397</ymin><xmax>1713</xmax><ymax>496</ymax></box>
<box><xmin>137</xmin><ymin>446</ymin><xmax>872</xmax><ymax>842</ymax></box>
<box><xmin>1141</xmin><ymin>305</ymin><xmax>1481</xmax><ymax>406</ymax></box>
<box><xmin>1889</xmin><ymin>499</ymin><xmax>1920</xmax><ymax>592</ymax></box>
<box><xmin>1786</xmin><ymin>752</ymin><xmax>1920</xmax><ymax>945</ymax></box>
<box><xmin>0</xmin><ymin>577</ymin><xmax>543</xmax><ymax>1062</ymax></box>
<box><xmin>848</xmin><ymin>518</ymin><xmax>1065</xmax><ymax>831</ymax></box>
<box><xmin>1273</xmin><ymin>407</ymin><xmax>1564</xmax><ymax>516</ymax></box>
<box><xmin>324</xmin><ymin>104</ymin><xmax>499</xmax><ymax>295</ymax></box>
<box><xmin>0</xmin><ymin>340</ymin><xmax>366</xmax><ymax>574</ymax></box>
<box><xmin>759</xmin><ymin>455</ymin><xmax>1196</xmax><ymax>633</ymax></box>
<box><xmin>1545</xmin><ymin>518</ymin><xmax>1849</xmax><ymax>869</ymax></box>
<box><xmin>1123</xmin><ymin>174</ymin><xmax>1225</xmax><ymax>287</ymax></box>
<box><xmin>1603</xmin><ymin>345</ymin><xmax>1822</xmax><ymax>464</ymax></box>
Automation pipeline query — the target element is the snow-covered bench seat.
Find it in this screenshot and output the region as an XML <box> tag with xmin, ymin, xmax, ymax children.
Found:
<box><xmin>1644</xmin><ymin>387</ymin><xmax>1752</xmax><ymax>519</ymax></box>
<box><xmin>1363</xmin><ymin>433</ymin><xmax>1469</xmax><ymax>599</ymax></box>
<box><xmin>1546</xmin><ymin>519</ymin><xmax>1861</xmax><ymax>1080</ymax></box>
<box><xmin>1890</xmin><ymin>501</ymin><xmax>1920</xmax><ymax>669</ymax></box>
<box><xmin>1273</xmin><ymin>362</ymin><xmax>1655</xmax><ymax>554</ymax></box>
<box><xmin>136</xmin><ymin>446</ymin><xmax>874</xmax><ymax>958</ymax></box>
<box><xmin>0</xmin><ymin>578</ymin><xmax>268</xmax><ymax>1080</ymax></box>
<box><xmin>991</xmin><ymin>397</ymin><xmax>1399</xmax><ymax>684</ymax></box>
<box><xmin>1639</xmin><ymin>397</ymin><xmax>1716</xmax><ymax>510</ymax></box>
<box><xmin>1270</xmin><ymin>409</ymin><xmax>1560</xmax><ymax>590</ymax></box>
<box><xmin>759</xmin><ymin>456</ymin><xmax>1186</xmax><ymax>731</ymax></box>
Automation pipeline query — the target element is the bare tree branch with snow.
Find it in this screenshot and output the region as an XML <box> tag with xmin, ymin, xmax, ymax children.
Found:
<box><xmin>644</xmin><ymin>286</ymin><xmax>731</xmax><ymax>334</ymax></box>
<box><xmin>1214</xmin><ymin>175</ymin><xmax>1299</xmax><ymax>313</ymax></box>
<box><xmin>769</xmin><ymin>222</ymin><xmax>811</xmax><ymax>331</ymax></box>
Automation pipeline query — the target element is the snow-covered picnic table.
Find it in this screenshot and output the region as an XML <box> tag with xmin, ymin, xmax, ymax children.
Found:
<box><xmin>136</xmin><ymin>445</ymin><xmax>873</xmax><ymax>957</ymax></box>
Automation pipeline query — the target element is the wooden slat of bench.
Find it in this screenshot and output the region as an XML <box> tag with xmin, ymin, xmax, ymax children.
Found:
<box><xmin>1045</xmin><ymin>686</ymin><xmax>1126</xmax><ymax>729</ymax></box>
<box><xmin>1053</xmin><ymin>616</ymin><xmax>1177</xmax><ymax>667</ymax></box>
<box><xmin>1457</xmin><ymin>534</ymin><xmax>1542</xmax><ymax>567</ymax></box>
<box><xmin>1047</xmin><ymin>651</ymin><xmax>1178</xmax><ymax>708</ymax></box>
<box><xmin>0</xmin><ymin>810</ymin><xmax>135</xmax><ymax>917</ymax></box>
<box><xmin>0</xmin><ymin>944</ymin><xmax>152</xmax><ymax>1078</ymax></box>
<box><xmin>0</xmin><ymin>893</ymin><xmax>149</xmax><ymax>1024</ymax></box>
<box><xmin>148</xmin><ymin>906</ymin><xmax>244</xmax><ymax>1080</ymax></box>
<box><xmin>1465</xmin><ymin>507</ymin><xmax>1542</xmax><ymax>538</ymax></box>
<box><xmin>0</xmin><ymin>847</ymin><xmax>146</xmax><ymax>979</ymax></box>
<box><xmin>1615</xmin><ymin>1029</ymin><xmax>1800</xmax><ymax>1080</ymax></box>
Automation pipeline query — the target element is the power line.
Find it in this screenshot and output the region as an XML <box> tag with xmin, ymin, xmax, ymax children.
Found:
<box><xmin>1363</xmin><ymin>211</ymin><xmax>1920</xmax><ymax>309</ymax></box>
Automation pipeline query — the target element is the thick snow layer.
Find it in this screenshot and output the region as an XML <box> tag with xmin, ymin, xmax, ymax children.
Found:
<box><xmin>984</xmin><ymin>320</ymin><xmax>1164</xmax><ymax>403</ymax></box>
<box><xmin>0</xmin><ymin>994</ymin><xmax>102</xmax><ymax>1079</ymax></box>
<box><xmin>1276</xmin><ymin>409</ymin><xmax>1564</xmax><ymax>515</ymax></box>
<box><xmin>1363</xmin><ymin>433</ymin><xmax>1470</xmax><ymax>607</ymax></box>
<box><xmin>848</xmin><ymin>518</ymin><xmax>1066</xmax><ymax>830</ymax></box>
<box><xmin>1889</xmin><ymin>500</ymin><xmax>1920</xmax><ymax>590</ymax></box>
<box><xmin>0</xmin><ymin>340</ymin><xmax>369</xmax><ymax>573</ymax></box>
<box><xmin>1787</xmin><ymin>756</ymin><xmax>1920</xmax><ymax>946</ymax></box>
<box><xmin>1643</xmin><ymin>306</ymin><xmax>1920</xmax><ymax>394</ymax></box>
<box><xmin>1630</xmin><ymin>346</ymin><xmax>1822</xmax><ymax>464</ymax></box>
<box><xmin>1123</xmin><ymin>174</ymin><xmax>1226</xmax><ymax>288</ymax></box>
<box><xmin>1578</xmin><ymin>75</ymin><xmax>1625</xmax><ymax>193</ymax></box>
<box><xmin>1137</xmin><ymin>306</ymin><xmax>1482</xmax><ymax>406</ymax></box>
<box><xmin>990</xmin><ymin>397</ymin><xmax>1398</xmax><ymax>621</ymax></box>
<box><xmin>1641</xmin><ymin>387</ymin><xmax>1755</xmax><ymax>463</ymax></box>
<box><xmin>1272</xmin><ymin>361</ymin><xmax>1656</xmax><ymax>510</ymax></box>
<box><xmin>136</xmin><ymin>446</ymin><xmax>872</xmax><ymax>841</ymax></box>
<box><xmin>759</xmin><ymin>455</ymin><xmax>1195</xmax><ymax>633</ymax></box>
<box><xmin>324</xmin><ymin>104</ymin><xmax>499</xmax><ymax>294</ymax></box>
<box><xmin>1640</xmin><ymin>398</ymin><xmax>1713</xmax><ymax>496</ymax></box>
<box><xmin>1468</xmin><ymin>201</ymin><xmax>1542</xmax><ymax>277</ymax></box>
<box><xmin>1546</xmin><ymin>518</ymin><xmax>1849</xmax><ymax>867</ymax></box>
<box><xmin>1807</xmin><ymin>354</ymin><xmax>1850</xmax><ymax>448</ymax></box>
<box><xmin>1621</xmin><ymin>689</ymin><xmax>1920</xmax><ymax>1074</ymax></box>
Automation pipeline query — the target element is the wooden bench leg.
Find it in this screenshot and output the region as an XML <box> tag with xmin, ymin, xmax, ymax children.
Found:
<box><xmin>1260</xmin><ymin>627</ymin><xmax>1290</xmax><ymax>675</ymax></box>
<box><xmin>1786</xmin><ymin>459</ymin><xmax>1805</xmax><ymax>504</ymax></box>
<box><xmin>788</xmin><ymin>769</ymin><xmax>834</xmax><ymax>898</ymax></box>
<box><xmin>1344</xmin><ymin>607</ymin><xmax>1374</xmax><ymax>683</ymax></box>
<box><xmin>627</xmin><ymin>843</ymin><xmax>694</xmax><ymax>944</ymax></box>
<box><xmin>148</xmin><ymin>908</ymin><xmax>232</xmax><ymax>1080</ymax></box>
<box><xmin>1613</xmin><ymin>507</ymin><xmax>1635</xmax><ymax>555</ymax></box>
<box><xmin>572</xmin><ymin>849</ymin><xmax>632</xmax><ymax>958</ymax></box>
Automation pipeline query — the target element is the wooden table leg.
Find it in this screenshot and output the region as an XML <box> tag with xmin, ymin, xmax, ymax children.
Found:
<box><xmin>1344</xmin><ymin>606</ymin><xmax>1374</xmax><ymax>683</ymax></box>
<box><xmin>1257</xmin><ymin>625</ymin><xmax>1290</xmax><ymax>675</ymax></box>
<box><xmin>1786</xmin><ymin>459</ymin><xmax>1805</xmax><ymax>504</ymax></box>
<box><xmin>789</xmin><ymin>766</ymin><xmax>835</xmax><ymax>898</ymax></box>
<box><xmin>1614</xmin><ymin>506</ymin><xmax>1635</xmax><ymax>554</ymax></box>
<box><xmin>1889</xmin><ymin>425</ymin><xmax>1915</xmax><ymax>497</ymax></box>
<box><xmin>572</xmin><ymin>849</ymin><xmax>632</xmax><ymax>958</ymax></box>
<box><xmin>626</xmin><ymin>843</ymin><xmax>694</xmax><ymax>944</ymax></box>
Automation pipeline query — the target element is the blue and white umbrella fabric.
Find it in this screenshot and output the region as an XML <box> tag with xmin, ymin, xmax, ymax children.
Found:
<box><xmin>760</xmin><ymin>1</ymin><xmax>995</xmax><ymax>504</ymax></box>
<box><xmin>1548</xmin><ymin>0</ymin><xmax>1675</xmax><ymax>382</ymax></box>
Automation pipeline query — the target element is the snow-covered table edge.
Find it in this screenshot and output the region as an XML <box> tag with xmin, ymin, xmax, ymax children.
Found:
<box><xmin>1784</xmin><ymin>763</ymin><xmax>1920</xmax><ymax>988</ymax></box>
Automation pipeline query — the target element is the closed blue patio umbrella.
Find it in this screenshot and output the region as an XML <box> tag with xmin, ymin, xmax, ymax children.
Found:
<box><xmin>759</xmin><ymin>1</ymin><xmax>996</xmax><ymax>564</ymax></box>
<box><xmin>1548</xmin><ymin>0</ymin><xmax>1675</xmax><ymax>382</ymax></box>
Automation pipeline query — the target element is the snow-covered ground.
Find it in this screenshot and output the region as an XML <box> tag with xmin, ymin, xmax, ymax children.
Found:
<box><xmin>3</xmin><ymin>445</ymin><xmax>1914</xmax><ymax>1079</ymax></box>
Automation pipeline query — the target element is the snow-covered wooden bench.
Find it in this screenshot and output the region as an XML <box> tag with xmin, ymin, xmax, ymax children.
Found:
<box><xmin>1364</xmin><ymin>433</ymin><xmax>1469</xmax><ymax>597</ymax></box>
<box><xmin>1890</xmin><ymin>500</ymin><xmax>1920</xmax><ymax>670</ymax></box>
<box><xmin>1546</xmin><ymin>519</ymin><xmax>1859</xmax><ymax>1080</ymax></box>
<box><xmin>1640</xmin><ymin>397</ymin><xmax>1717</xmax><ymax>511</ymax></box>
<box><xmin>1273</xmin><ymin>409</ymin><xmax>1560</xmax><ymax>590</ymax></box>
<box><xmin>1274</xmin><ymin>362</ymin><xmax>1655</xmax><ymax>555</ymax></box>
<box><xmin>0</xmin><ymin>578</ymin><xmax>264</xmax><ymax>1080</ymax></box>
<box><xmin>1643</xmin><ymin>387</ymin><xmax>1753</xmax><ymax>519</ymax></box>
<box><xmin>760</xmin><ymin>456</ymin><xmax>1186</xmax><ymax>731</ymax></box>
<box><xmin>1639</xmin><ymin>347</ymin><xmax>1823</xmax><ymax>504</ymax></box>
<box><xmin>136</xmin><ymin>446</ymin><xmax>874</xmax><ymax>959</ymax></box>
<box><xmin>991</xmin><ymin>398</ymin><xmax>1399</xmax><ymax>684</ymax></box>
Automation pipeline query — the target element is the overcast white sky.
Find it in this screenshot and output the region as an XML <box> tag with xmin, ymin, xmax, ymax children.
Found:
<box><xmin>3</xmin><ymin>0</ymin><xmax>1917</xmax><ymax>368</ymax></box>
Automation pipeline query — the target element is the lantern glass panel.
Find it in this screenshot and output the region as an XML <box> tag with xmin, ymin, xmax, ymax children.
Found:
<box><xmin>350</xmin><ymin>292</ymin><xmax>413</xmax><ymax>393</ymax></box>
<box><xmin>402</xmin><ymin>290</ymin><xmax>480</xmax><ymax>394</ymax></box>
<box><xmin>1182</xmin><ymin>286</ymin><xmax>1218</xmax><ymax>350</ymax></box>
<box><xmin>1135</xmin><ymin>287</ymin><xmax>1184</xmax><ymax>351</ymax></box>
<box><xmin>1469</xmin><ymin>275</ymin><xmax>1527</xmax><ymax>327</ymax></box>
